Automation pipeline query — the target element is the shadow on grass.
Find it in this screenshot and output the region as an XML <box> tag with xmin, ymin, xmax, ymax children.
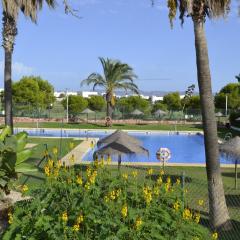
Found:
<box><xmin>222</xmin><ymin>172</ymin><xmax>240</xmax><ymax>178</ymax></box>
<box><xmin>225</xmin><ymin>194</ymin><xmax>240</xmax><ymax>207</ymax></box>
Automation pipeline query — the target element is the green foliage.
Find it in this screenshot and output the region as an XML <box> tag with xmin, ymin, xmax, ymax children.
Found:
<box><xmin>163</xmin><ymin>92</ymin><xmax>182</xmax><ymax>110</ymax></box>
<box><xmin>0</xmin><ymin>126</ymin><xmax>37</xmax><ymax>193</ymax></box>
<box><xmin>215</xmin><ymin>83</ymin><xmax>240</xmax><ymax>109</ymax></box>
<box><xmin>3</xmin><ymin>161</ymin><xmax>210</xmax><ymax>239</ymax></box>
<box><xmin>117</xmin><ymin>96</ymin><xmax>150</xmax><ymax>114</ymax></box>
<box><xmin>182</xmin><ymin>96</ymin><xmax>201</xmax><ymax>110</ymax></box>
<box><xmin>62</xmin><ymin>95</ymin><xmax>88</xmax><ymax>116</ymax></box>
<box><xmin>88</xmin><ymin>96</ymin><xmax>106</xmax><ymax>111</ymax></box>
<box><xmin>12</xmin><ymin>76</ymin><xmax>55</xmax><ymax>108</ymax></box>
<box><xmin>152</xmin><ymin>101</ymin><xmax>168</xmax><ymax>113</ymax></box>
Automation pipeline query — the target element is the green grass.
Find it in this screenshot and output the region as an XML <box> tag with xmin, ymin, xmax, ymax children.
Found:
<box><xmin>15</xmin><ymin>121</ymin><xmax>203</xmax><ymax>131</ymax></box>
<box><xmin>17</xmin><ymin>137</ymin><xmax>82</xmax><ymax>188</ymax></box>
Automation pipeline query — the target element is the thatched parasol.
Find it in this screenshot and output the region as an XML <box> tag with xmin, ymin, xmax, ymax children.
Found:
<box><xmin>81</xmin><ymin>108</ymin><xmax>95</xmax><ymax>122</ymax></box>
<box><xmin>219</xmin><ymin>136</ymin><xmax>240</xmax><ymax>189</ymax></box>
<box><xmin>154</xmin><ymin>109</ymin><xmax>167</xmax><ymax>117</ymax></box>
<box><xmin>97</xmin><ymin>130</ymin><xmax>141</xmax><ymax>147</ymax></box>
<box><xmin>95</xmin><ymin>141</ymin><xmax>148</xmax><ymax>156</ymax></box>
<box><xmin>95</xmin><ymin>130</ymin><xmax>148</xmax><ymax>169</ymax></box>
<box><xmin>131</xmin><ymin>109</ymin><xmax>144</xmax><ymax>116</ymax></box>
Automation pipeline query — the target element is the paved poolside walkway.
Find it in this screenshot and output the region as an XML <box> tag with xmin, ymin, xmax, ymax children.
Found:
<box><xmin>61</xmin><ymin>138</ymin><xmax>98</xmax><ymax>166</ymax></box>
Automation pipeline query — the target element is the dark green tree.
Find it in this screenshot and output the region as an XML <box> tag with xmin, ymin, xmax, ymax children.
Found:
<box><xmin>215</xmin><ymin>83</ymin><xmax>240</xmax><ymax>110</ymax></box>
<box><xmin>12</xmin><ymin>76</ymin><xmax>55</xmax><ymax>108</ymax></box>
<box><xmin>163</xmin><ymin>92</ymin><xmax>182</xmax><ymax>110</ymax></box>
<box><xmin>62</xmin><ymin>95</ymin><xmax>88</xmax><ymax>116</ymax></box>
<box><xmin>117</xmin><ymin>96</ymin><xmax>150</xmax><ymax>114</ymax></box>
<box><xmin>88</xmin><ymin>96</ymin><xmax>106</xmax><ymax>111</ymax></box>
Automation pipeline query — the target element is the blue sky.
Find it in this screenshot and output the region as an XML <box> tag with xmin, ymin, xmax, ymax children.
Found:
<box><xmin>0</xmin><ymin>0</ymin><xmax>239</xmax><ymax>92</ymax></box>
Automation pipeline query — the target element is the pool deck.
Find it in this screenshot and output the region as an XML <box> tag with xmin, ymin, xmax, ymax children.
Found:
<box><xmin>60</xmin><ymin>138</ymin><xmax>98</xmax><ymax>166</ymax></box>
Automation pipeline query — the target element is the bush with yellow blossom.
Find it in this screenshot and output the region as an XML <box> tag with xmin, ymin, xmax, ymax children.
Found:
<box><xmin>3</xmin><ymin>162</ymin><xmax>211</xmax><ymax>240</ymax></box>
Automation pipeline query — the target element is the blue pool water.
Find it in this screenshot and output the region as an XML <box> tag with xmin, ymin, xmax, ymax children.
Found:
<box><xmin>16</xmin><ymin>128</ymin><xmax>229</xmax><ymax>164</ymax></box>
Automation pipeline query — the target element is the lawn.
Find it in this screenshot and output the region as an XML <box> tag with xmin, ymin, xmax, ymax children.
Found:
<box><xmin>17</xmin><ymin>137</ymin><xmax>82</xmax><ymax>188</ymax></box>
<box><xmin>15</xmin><ymin>121</ymin><xmax>203</xmax><ymax>131</ymax></box>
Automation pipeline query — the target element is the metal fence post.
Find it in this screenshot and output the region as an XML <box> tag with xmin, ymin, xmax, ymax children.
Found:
<box><xmin>181</xmin><ymin>171</ymin><xmax>185</xmax><ymax>209</ymax></box>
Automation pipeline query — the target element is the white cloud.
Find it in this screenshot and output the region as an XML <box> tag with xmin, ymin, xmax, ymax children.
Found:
<box><xmin>0</xmin><ymin>61</ymin><xmax>34</xmax><ymax>76</ymax></box>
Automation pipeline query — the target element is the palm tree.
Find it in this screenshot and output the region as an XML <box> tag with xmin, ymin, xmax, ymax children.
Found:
<box><xmin>81</xmin><ymin>57</ymin><xmax>139</xmax><ymax>120</ymax></box>
<box><xmin>167</xmin><ymin>0</ymin><xmax>231</xmax><ymax>229</ymax></box>
<box><xmin>1</xmin><ymin>0</ymin><xmax>56</xmax><ymax>133</ymax></box>
<box><xmin>235</xmin><ymin>74</ymin><xmax>240</xmax><ymax>83</ymax></box>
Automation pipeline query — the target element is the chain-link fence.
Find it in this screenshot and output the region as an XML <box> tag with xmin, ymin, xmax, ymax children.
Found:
<box><xmin>0</xmin><ymin>102</ymin><xmax>232</xmax><ymax>124</ymax></box>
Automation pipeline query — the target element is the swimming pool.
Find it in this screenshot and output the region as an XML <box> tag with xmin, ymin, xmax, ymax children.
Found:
<box><xmin>16</xmin><ymin>128</ymin><xmax>229</xmax><ymax>164</ymax></box>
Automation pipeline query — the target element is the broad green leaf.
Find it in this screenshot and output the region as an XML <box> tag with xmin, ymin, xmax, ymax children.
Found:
<box><xmin>16</xmin><ymin>149</ymin><xmax>33</xmax><ymax>165</ymax></box>
<box><xmin>15</xmin><ymin>163</ymin><xmax>38</xmax><ymax>173</ymax></box>
<box><xmin>0</xmin><ymin>126</ymin><xmax>11</xmax><ymax>141</ymax></box>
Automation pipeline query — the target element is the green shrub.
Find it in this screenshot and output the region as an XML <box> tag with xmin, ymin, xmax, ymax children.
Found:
<box><xmin>3</xmin><ymin>159</ymin><xmax>210</xmax><ymax>240</ymax></box>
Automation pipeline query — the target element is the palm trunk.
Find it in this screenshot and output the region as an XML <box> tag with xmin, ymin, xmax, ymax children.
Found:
<box><xmin>193</xmin><ymin>20</ymin><xmax>230</xmax><ymax>229</ymax></box>
<box><xmin>2</xmin><ymin>12</ymin><xmax>17</xmax><ymax>134</ymax></box>
<box><xmin>106</xmin><ymin>92</ymin><xmax>113</xmax><ymax>118</ymax></box>
<box><xmin>4</xmin><ymin>50</ymin><xmax>13</xmax><ymax>132</ymax></box>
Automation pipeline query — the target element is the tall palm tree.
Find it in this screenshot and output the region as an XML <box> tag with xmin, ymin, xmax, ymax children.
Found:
<box><xmin>235</xmin><ymin>74</ymin><xmax>240</xmax><ymax>83</ymax></box>
<box><xmin>167</xmin><ymin>0</ymin><xmax>231</xmax><ymax>229</ymax></box>
<box><xmin>1</xmin><ymin>0</ymin><xmax>56</xmax><ymax>133</ymax></box>
<box><xmin>81</xmin><ymin>57</ymin><xmax>139</xmax><ymax>119</ymax></box>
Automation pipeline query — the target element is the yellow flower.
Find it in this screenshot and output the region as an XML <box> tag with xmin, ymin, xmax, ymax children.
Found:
<box><xmin>22</xmin><ymin>185</ymin><xmax>28</xmax><ymax>193</ymax></box>
<box><xmin>131</xmin><ymin>170</ymin><xmax>138</xmax><ymax>178</ymax></box>
<box><xmin>183</xmin><ymin>208</ymin><xmax>192</xmax><ymax>220</ymax></box>
<box><xmin>86</xmin><ymin>167</ymin><xmax>92</xmax><ymax>177</ymax></box>
<box><xmin>53</xmin><ymin>169</ymin><xmax>59</xmax><ymax>178</ymax></box>
<box><xmin>198</xmin><ymin>199</ymin><xmax>204</xmax><ymax>206</ymax></box>
<box><xmin>194</xmin><ymin>212</ymin><xmax>201</xmax><ymax>223</ymax></box>
<box><xmin>176</xmin><ymin>178</ymin><xmax>181</xmax><ymax>185</ymax></box>
<box><xmin>165</xmin><ymin>183</ymin><xmax>171</xmax><ymax>192</ymax></box>
<box><xmin>212</xmin><ymin>232</ymin><xmax>218</xmax><ymax>240</ymax></box>
<box><xmin>69</xmin><ymin>142</ymin><xmax>75</xmax><ymax>150</ymax></box>
<box><xmin>84</xmin><ymin>182</ymin><xmax>90</xmax><ymax>190</ymax></box>
<box><xmin>166</xmin><ymin>176</ymin><xmax>171</xmax><ymax>184</ymax></box>
<box><xmin>77</xmin><ymin>214</ymin><xmax>84</xmax><ymax>224</ymax></box>
<box><xmin>116</xmin><ymin>189</ymin><xmax>121</xmax><ymax>197</ymax></box>
<box><xmin>57</xmin><ymin>160</ymin><xmax>62</xmax><ymax>168</ymax></box>
<box><xmin>62</xmin><ymin>212</ymin><xmax>68</xmax><ymax>222</ymax></box>
<box><xmin>143</xmin><ymin>186</ymin><xmax>152</xmax><ymax>205</ymax></box>
<box><xmin>153</xmin><ymin>186</ymin><xmax>160</xmax><ymax>196</ymax></box>
<box><xmin>44</xmin><ymin>165</ymin><xmax>50</xmax><ymax>176</ymax></box>
<box><xmin>69</xmin><ymin>154</ymin><xmax>75</xmax><ymax>164</ymax></box>
<box><xmin>157</xmin><ymin>176</ymin><xmax>163</xmax><ymax>185</ymax></box>
<box><xmin>104</xmin><ymin>196</ymin><xmax>109</xmax><ymax>203</ymax></box>
<box><xmin>147</xmin><ymin>168</ymin><xmax>153</xmax><ymax>175</ymax></box>
<box><xmin>173</xmin><ymin>200</ymin><xmax>180</xmax><ymax>211</ymax></box>
<box><xmin>110</xmin><ymin>190</ymin><xmax>116</xmax><ymax>200</ymax></box>
<box><xmin>44</xmin><ymin>150</ymin><xmax>48</xmax><ymax>157</ymax></box>
<box><xmin>121</xmin><ymin>204</ymin><xmax>128</xmax><ymax>218</ymax></box>
<box><xmin>107</xmin><ymin>155</ymin><xmax>111</xmax><ymax>164</ymax></box>
<box><xmin>160</xmin><ymin>169</ymin><xmax>165</xmax><ymax>175</ymax></box>
<box><xmin>76</xmin><ymin>176</ymin><xmax>83</xmax><ymax>185</ymax></box>
<box><xmin>8</xmin><ymin>212</ymin><xmax>13</xmax><ymax>224</ymax></box>
<box><xmin>72</xmin><ymin>224</ymin><xmax>80</xmax><ymax>232</ymax></box>
<box><xmin>135</xmin><ymin>217</ymin><xmax>143</xmax><ymax>230</ymax></box>
<box><xmin>52</xmin><ymin>147</ymin><xmax>58</xmax><ymax>155</ymax></box>
<box><xmin>122</xmin><ymin>173</ymin><xmax>128</xmax><ymax>180</ymax></box>
<box><xmin>47</xmin><ymin>159</ymin><xmax>54</xmax><ymax>168</ymax></box>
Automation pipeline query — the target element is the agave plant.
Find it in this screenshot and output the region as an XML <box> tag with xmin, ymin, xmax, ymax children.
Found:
<box><xmin>0</xmin><ymin>126</ymin><xmax>37</xmax><ymax>194</ymax></box>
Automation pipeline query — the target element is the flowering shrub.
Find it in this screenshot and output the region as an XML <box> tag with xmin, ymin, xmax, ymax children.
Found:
<box><xmin>3</xmin><ymin>159</ymin><xmax>211</xmax><ymax>239</ymax></box>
